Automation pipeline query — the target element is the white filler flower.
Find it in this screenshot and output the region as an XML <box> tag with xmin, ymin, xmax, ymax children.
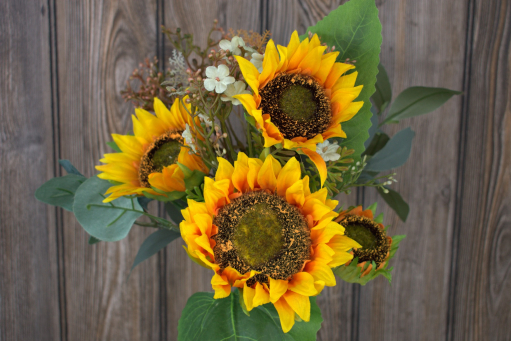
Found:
<box><xmin>250</xmin><ymin>52</ymin><xmax>264</xmax><ymax>73</ymax></box>
<box><xmin>198</xmin><ymin>113</ymin><xmax>213</xmax><ymax>127</ymax></box>
<box><xmin>182</xmin><ymin>124</ymin><xmax>197</xmax><ymax>153</ymax></box>
<box><xmin>204</xmin><ymin>64</ymin><xmax>235</xmax><ymax>94</ymax></box>
<box><xmin>316</xmin><ymin>140</ymin><xmax>341</xmax><ymax>162</ymax></box>
<box><xmin>221</xmin><ymin>81</ymin><xmax>251</xmax><ymax>105</ymax></box>
<box><xmin>219</xmin><ymin>36</ymin><xmax>246</xmax><ymax>55</ymax></box>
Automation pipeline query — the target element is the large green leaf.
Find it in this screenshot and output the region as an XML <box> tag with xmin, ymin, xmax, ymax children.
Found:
<box><xmin>306</xmin><ymin>0</ymin><xmax>382</xmax><ymax>159</ymax></box>
<box><xmin>73</xmin><ymin>176</ymin><xmax>143</xmax><ymax>241</ymax></box>
<box><xmin>131</xmin><ymin>229</ymin><xmax>180</xmax><ymax>270</ymax></box>
<box><xmin>377</xmin><ymin>186</ymin><xmax>409</xmax><ymax>222</ymax></box>
<box><xmin>372</xmin><ymin>63</ymin><xmax>392</xmax><ymax>113</ymax></box>
<box><xmin>382</xmin><ymin>86</ymin><xmax>462</xmax><ymax>124</ymax></box>
<box><xmin>364</xmin><ymin>127</ymin><xmax>415</xmax><ymax>172</ymax></box>
<box><xmin>35</xmin><ymin>174</ymin><xmax>86</xmax><ymax>212</ymax></box>
<box><xmin>58</xmin><ymin>159</ymin><xmax>84</xmax><ymax>176</ymax></box>
<box><xmin>178</xmin><ymin>290</ymin><xmax>322</xmax><ymax>341</ymax></box>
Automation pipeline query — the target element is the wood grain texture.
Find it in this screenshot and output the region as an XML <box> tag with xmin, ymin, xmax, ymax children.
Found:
<box><xmin>1</xmin><ymin>0</ymin><xmax>510</xmax><ymax>340</ymax></box>
<box><xmin>53</xmin><ymin>0</ymin><xmax>162</xmax><ymax>340</ymax></box>
<box><xmin>0</xmin><ymin>0</ymin><xmax>61</xmax><ymax>340</ymax></box>
<box><xmin>448</xmin><ymin>0</ymin><xmax>511</xmax><ymax>340</ymax></box>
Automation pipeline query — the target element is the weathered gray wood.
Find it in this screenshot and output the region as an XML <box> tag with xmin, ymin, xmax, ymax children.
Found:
<box><xmin>448</xmin><ymin>0</ymin><xmax>511</xmax><ymax>340</ymax></box>
<box><xmin>53</xmin><ymin>0</ymin><xmax>162</xmax><ymax>340</ymax></box>
<box><xmin>0</xmin><ymin>0</ymin><xmax>61</xmax><ymax>340</ymax></box>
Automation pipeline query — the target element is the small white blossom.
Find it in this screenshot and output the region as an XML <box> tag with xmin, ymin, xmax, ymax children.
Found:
<box><xmin>316</xmin><ymin>140</ymin><xmax>341</xmax><ymax>162</ymax></box>
<box><xmin>182</xmin><ymin>124</ymin><xmax>197</xmax><ymax>153</ymax></box>
<box><xmin>198</xmin><ymin>113</ymin><xmax>213</xmax><ymax>127</ymax></box>
<box><xmin>220</xmin><ymin>81</ymin><xmax>251</xmax><ymax>105</ymax></box>
<box><xmin>250</xmin><ymin>52</ymin><xmax>264</xmax><ymax>72</ymax></box>
<box><xmin>219</xmin><ymin>36</ymin><xmax>246</xmax><ymax>56</ymax></box>
<box><xmin>204</xmin><ymin>64</ymin><xmax>235</xmax><ymax>94</ymax></box>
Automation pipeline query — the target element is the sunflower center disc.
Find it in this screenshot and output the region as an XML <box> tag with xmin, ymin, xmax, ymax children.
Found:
<box><xmin>151</xmin><ymin>140</ymin><xmax>181</xmax><ymax>172</ymax></box>
<box><xmin>340</xmin><ymin>215</ymin><xmax>390</xmax><ymax>266</ymax></box>
<box><xmin>259</xmin><ymin>73</ymin><xmax>332</xmax><ymax>140</ymax></box>
<box><xmin>138</xmin><ymin>131</ymin><xmax>183</xmax><ymax>187</ymax></box>
<box><xmin>233</xmin><ymin>203</ymin><xmax>284</xmax><ymax>267</ymax></box>
<box><xmin>279</xmin><ymin>85</ymin><xmax>317</xmax><ymax>121</ymax></box>
<box><xmin>212</xmin><ymin>191</ymin><xmax>311</xmax><ymax>285</ymax></box>
<box><xmin>344</xmin><ymin>224</ymin><xmax>377</xmax><ymax>250</ymax></box>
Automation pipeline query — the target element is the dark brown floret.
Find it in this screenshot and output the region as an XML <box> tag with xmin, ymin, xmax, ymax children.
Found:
<box><xmin>259</xmin><ymin>73</ymin><xmax>332</xmax><ymax>140</ymax></box>
<box><xmin>340</xmin><ymin>215</ymin><xmax>390</xmax><ymax>266</ymax></box>
<box><xmin>138</xmin><ymin>130</ymin><xmax>183</xmax><ymax>187</ymax></box>
<box><xmin>212</xmin><ymin>191</ymin><xmax>311</xmax><ymax>285</ymax></box>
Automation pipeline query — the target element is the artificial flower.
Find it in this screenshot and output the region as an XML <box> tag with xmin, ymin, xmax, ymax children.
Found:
<box><xmin>220</xmin><ymin>80</ymin><xmax>251</xmax><ymax>105</ymax></box>
<box><xmin>234</xmin><ymin>31</ymin><xmax>363</xmax><ymax>185</ymax></box>
<box><xmin>249</xmin><ymin>52</ymin><xmax>264</xmax><ymax>72</ymax></box>
<box><xmin>316</xmin><ymin>140</ymin><xmax>341</xmax><ymax>162</ymax></box>
<box><xmin>96</xmin><ymin>97</ymin><xmax>208</xmax><ymax>202</ymax></box>
<box><xmin>204</xmin><ymin>64</ymin><xmax>235</xmax><ymax>94</ymax></box>
<box><xmin>180</xmin><ymin>152</ymin><xmax>360</xmax><ymax>332</ymax></box>
<box><xmin>219</xmin><ymin>36</ymin><xmax>246</xmax><ymax>56</ymax></box>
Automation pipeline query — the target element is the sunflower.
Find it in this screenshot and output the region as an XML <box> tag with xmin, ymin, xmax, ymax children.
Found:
<box><xmin>96</xmin><ymin>97</ymin><xmax>208</xmax><ymax>202</ymax></box>
<box><xmin>333</xmin><ymin>206</ymin><xmax>400</xmax><ymax>283</ymax></box>
<box><xmin>180</xmin><ymin>152</ymin><xmax>361</xmax><ymax>332</ymax></box>
<box><xmin>234</xmin><ymin>31</ymin><xmax>363</xmax><ymax>185</ymax></box>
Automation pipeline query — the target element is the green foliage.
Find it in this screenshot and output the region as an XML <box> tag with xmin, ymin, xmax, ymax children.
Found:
<box><xmin>164</xmin><ymin>201</ymin><xmax>185</xmax><ymax>224</ymax></box>
<box><xmin>305</xmin><ymin>0</ymin><xmax>382</xmax><ymax>159</ymax></box>
<box><xmin>334</xmin><ymin>234</ymin><xmax>406</xmax><ymax>285</ymax></box>
<box><xmin>131</xmin><ymin>229</ymin><xmax>180</xmax><ymax>270</ymax></box>
<box><xmin>365</xmin><ymin>127</ymin><xmax>415</xmax><ymax>172</ymax></box>
<box><xmin>364</xmin><ymin>132</ymin><xmax>390</xmax><ymax>157</ymax></box>
<box><xmin>35</xmin><ymin>174</ymin><xmax>86</xmax><ymax>212</ymax></box>
<box><xmin>88</xmin><ymin>236</ymin><xmax>100</xmax><ymax>245</ymax></box>
<box><xmin>373</xmin><ymin>63</ymin><xmax>392</xmax><ymax>113</ymax></box>
<box><xmin>73</xmin><ymin>176</ymin><xmax>143</xmax><ymax>242</ymax></box>
<box><xmin>58</xmin><ymin>159</ymin><xmax>83</xmax><ymax>176</ymax></box>
<box><xmin>382</xmin><ymin>86</ymin><xmax>462</xmax><ymax>125</ymax></box>
<box><xmin>178</xmin><ymin>290</ymin><xmax>322</xmax><ymax>341</ymax></box>
<box><xmin>377</xmin><ymin>187</ymin><xmax>410</xmax><ymax>222</ymax></box>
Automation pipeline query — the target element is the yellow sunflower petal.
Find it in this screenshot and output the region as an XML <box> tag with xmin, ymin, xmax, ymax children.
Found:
<box><xmin>259</xmin><ymin>40</ymin><xmax>279</xmax><ymax>87</ymax></box>
<box><xmin>243</xmin><ymin>282</ymin><xmax>256</xmax><ymax>311</ymax></box>
<box><xmin>235</xmin><ymin>55</ymin><xmax>260</xmax><ymax>96</ymax></box>
<box><xmin>257</xmin><ymin>154</ymin><xmax>281</xmax><ymax>192</ymax></box>
<box><xmin>269</xmin><ymin>278</ymin><xmax>288</xmax><ymax>303</ymax></box>
<box><xmin>232</xmin><ymin>152</ymin><xmax>250</xmax><ymax>192</ymax></box>
<box><xmin>300</xmin><ymin>148</ymin><xmax>327</xmax><ymax>186</ymax></box>
<box><xmin>274</xmin><ymin>297</ymin><xmax>296</xmax><ymax>333</ymax></box>
<box><xmin>333</xmin><ymin>71</ymin><xmax>358</xmax><ymax>91</ymax></box>
<box><xmin>324</xmin><ymin>62</ymin><xmax>355</xmax><ymax>89</ymax></box>
<box><xmin>276</xmin><ymin>157</ymin><xmax>301</xmax><ymax>197</ymax></box>
<box><xmin>298</xmin><ymin>45</ymin><xmax>327</xmax><ymax>76</ymax></box>
<box><xmin>253</xmin><ymin>282</ymin><xmax>270</xmax><ymax>307</ymax></box>
<box><xmin>286</xmin><ymin>31</ymin><xmax>301</xmax><ymax>60</ymax></box>
<box><xmin>283</xmin><ymin>291</ymin><xmax>311</xmax><ymax>322</ymax></box>
<box><xmin>247</xmin><ymin>158</ymin><xmax>263</xmax><ymax>190</ymax></box>
<box><xmin>285</xmin><ymin>180</ymin><xmax>306</xmax><ymax>207</ymax></box>
<box><xmin>315</xmin><ymin>51</ymin><xmax>340</xmax><ymax>85</ymax></box>
<box><xmin>304</xmin><ymin>261</ymin><xmax>336</xmax><ymax>286</ymax></box>
<box><xmin>288</xmin><ymin>272</ymin><xmax>317</xmax><ymax>296</ymax></box>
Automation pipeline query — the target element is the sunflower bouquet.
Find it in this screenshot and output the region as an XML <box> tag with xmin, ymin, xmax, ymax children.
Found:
<box><xmin>36</xmin><ymin>0</ymin><xmax>460</xmax><ymax>338</ymax></box>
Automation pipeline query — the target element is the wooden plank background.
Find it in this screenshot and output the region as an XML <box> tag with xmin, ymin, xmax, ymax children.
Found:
<box><xmin>1</xmin><ymin>0</ymin><xmax>509</xmax><ymax>340</ymax></box>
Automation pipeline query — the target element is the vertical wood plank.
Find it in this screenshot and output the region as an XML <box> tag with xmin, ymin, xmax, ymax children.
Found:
<box><xmin>162</xmin><ymin>1</ymin><xmax>262</xmax><ymax>338</ymax></box>
<box><xmin>358</xmin><ymin>0</ymin><xmax>468</xmax><ymax>340</ymax></box>
<box><xmin>0</xmin><ymin>0</ymin><xmax>61</xmax><ymax>340</ymax></box>
<box><xmin>53</xmin><ymin>1</ymin><xmax>162</xmax><ymax>339</ymax></box>
<box><xmin>449</xmin><ymin>0</ymin><xmax>511</xmax><ymax>339</ymax></box>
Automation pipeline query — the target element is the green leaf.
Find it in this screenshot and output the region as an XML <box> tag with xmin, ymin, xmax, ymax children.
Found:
<box><xmin>365</xmin><ymin>128</ymin><xmax>415</xmax><ymax>172</ymax></box>
<box><xmin>367</xmin><ymin>202</ymin><xmax>377</xmax><ymax>215</ymax></box>
<box><xmin>106</xmin><ymin>141</ymin><xmax>122</xmax><ymax>152</ymax></box>
<box><xmin>377</xmin><ymin>186</ymin><xmax>409</xmax><ymax>222</ymax></box>
<box><xmin>59</xmin><ymin>159</ymin><xmax>83</xmax><ymax>176</ymax></box>
<box><xmin>131</xmin><ymin>229</ymin><xmax>180</xmax><ymax>270</ymax></box>
<box><xmin>164</xmin><ymin>201</ymin><xmax>184</xmax><ymax>224</ymax></box>
<box><xmin>35</xmin><ymin>174</ymin><xmax>86</xmax><ymax>212</ymax></box>
<box><xmin>88</xmin><ymin>236</ymin><xmax>100</xmax><ymax>245</ymax></box>
<box><xmin>306</xmin><ymin>0</ymin><xmax>382</xmax><ymax>159</ymax></box>
<box><xmin>382</xmin><ymin>86</ymin><xmax>462</xmax><ymax>124</ymax></box>
<box><xmin>363</xmin><ymin>132</ymin><xmax>390</xmax><ymax>157</ymax></box>
<box><xmin>137</xmin><ymin>197</ymin><xmax>153</xmax><ymax>211</ymax></box>
<box><xmin>372</xmin><ymin>63</ymin><xmax>392</xmax><ymax>113</ymax></box>
<box><xmin>73</xmin><ymin>176</ymin><xmax>143</xmax><ymax>241</ymax></box>
<box><xmin>178</xmin><ymin>290</ymin><xmax>322</xmax><ymax>340</ymax></box>
<box><xmin>364</xmin><ymin>106</ymin><xmax>380</xmax><ymax>150</ymax></box>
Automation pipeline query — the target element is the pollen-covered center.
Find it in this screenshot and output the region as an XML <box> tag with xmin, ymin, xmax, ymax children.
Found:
<box><xmin>139</xmin><ymin>131</ymin><xmax>183</xmax><ymax>187</ymax></box>
<box><xmin>341</xmin><ymin>215</ymin><xmax>390</xmax><ymax>266</ymax></box>
<box><xmin>212</xmin><ymin>191</ymin><xmax>310</xmax><ymax>286</ymax></box>
<box><xmin>260</xmin><ymin>73</ymin><xmax>331</xmax><ymax>140</ymax></box>
<box><xmin>233</xmin><ymin>203</ymin><xmax>284</xmax><ymax>267</ymax></box>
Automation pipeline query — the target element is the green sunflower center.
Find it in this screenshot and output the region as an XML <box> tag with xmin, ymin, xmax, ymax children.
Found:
<box><xmin>344</xmin><ymin>224</ymin><xmax>377</xmax><ymax>250</ymax></box>
<box><xmin>259</xmin><ymin>73</ymin><xmax>332</xmax><ymax>140</ymax></box>
<box><xmin>279</xmin><ymin>85</ymin><xmax>317</xmax><ymax>121</ymax></box>
<box><xmin>340</xmin><ymin>215</ymin><xmax>390</xmax><ymax>266</ymax></box>
<box><xmin>212</xmin><ymin>191</ymin><xmax>310</xmax><ymax>286</ymax></box>
<box><xmin>138</xmin><ymin>130</ymin><xmax>183</xmax><ymax>188</ymax></box>
<box><xmin>233</xmin><ymin>203</ymin><xmax>284</xmax><ymax>267</ymax></box>
<box><xmin>151</xmin><ymin>140</ymin><xmax>181</xmax><ymax>173</ymax></box>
